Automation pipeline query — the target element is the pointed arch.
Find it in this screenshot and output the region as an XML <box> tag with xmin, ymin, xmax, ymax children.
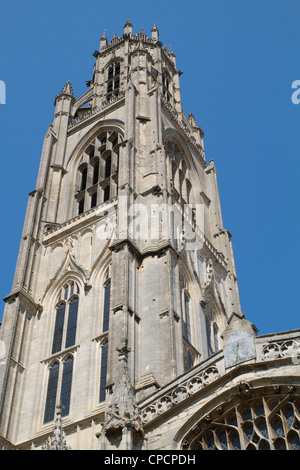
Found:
<box><xmin>174</xmin><ymin>382</ymin><xmax>300</xmax><ymax>450</ymax></box>
<box><xmin>164</xmin><ymin>128</ymin><xmax>201</xmax><ymax>206</ymax></box>
<box><xmin>41</xmin><ymin>252</ymin><xmax>87</xmax><ymax>305</ymax></box>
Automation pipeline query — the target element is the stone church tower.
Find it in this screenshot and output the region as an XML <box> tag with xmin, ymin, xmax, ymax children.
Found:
<box><xmin>0</xmin><ymin>21</ymin><xmax>299</xmax><ymax>451</ymax></box>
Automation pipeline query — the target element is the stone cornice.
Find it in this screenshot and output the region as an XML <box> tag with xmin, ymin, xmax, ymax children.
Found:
<box><xmin>67</xmin><ymin>91</ymin><xmax>125</xmax><ymax>134</ymax></box>
<box><xmin>3</xmin><ymin>288</ymin><xmax>43</xmax><ymax>313</ymax></box>
<box><xmin>138</xmin><ymin>345</ymin><xmax>300</xmax><ymax>427</ymax></box>
<box><xmin>161</xmin><ymin>98</ymin><xmax>206</xmax><ymax>165</ymax></box>
<box><xmin>43</xmin><ymin>197</ymin><xmax>118</xmax><ymax>245</ymax></box>
<box><xmin>139</xmin><ymin>352</ymin><xmax>223</xmax><ymax>426</ymax></box>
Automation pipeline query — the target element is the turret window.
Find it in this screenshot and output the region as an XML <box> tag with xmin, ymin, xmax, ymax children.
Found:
<box><xmin>162</xmin><ymin>71</ymin><xmax>171</xmax><ymax>102</ymax></box>
<box><xmin>107</xmin><ymin>62</ymin><xmax>121</xmax><ymax>99</ymax></box>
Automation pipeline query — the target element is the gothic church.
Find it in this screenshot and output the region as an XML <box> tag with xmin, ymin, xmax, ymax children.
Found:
<box><xmin>0</xmin><ymin>21</ymin><xmax>299</xmax><ymax>450</ymax></box>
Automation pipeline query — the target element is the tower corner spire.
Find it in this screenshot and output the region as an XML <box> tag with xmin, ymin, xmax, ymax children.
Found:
<box><xmin>124</xmin><ymin>17</ymin><xmax>133</xmax><ymax>36</ymax></box>
<box><xmin>100</xmin><ymin>29</ymin><xmax>108</xmax><ymax>50</ymax></box>
<box><xmin>151</xmin><ymin>23</ymin><xmax>159</xmax><ymax>41</ymax></box>
<box><xmin>54</xmin><ymin>80</ymin><xmax>75</xmax><ymax>106</ymax></box>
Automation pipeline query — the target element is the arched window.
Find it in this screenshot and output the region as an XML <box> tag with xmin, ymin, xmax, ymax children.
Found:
<box><xmin>52</xmin><ymin>282</ymin><xmax>80</xmax><ymax>354</ymax></box>
<box><xmin>213</xmin><ymin>323</ymin><xmax>219</xmax><ymax>352</ymax></box>
<box><xmin>65</xmin><ymin>297</ymin><xmax>79</xmax><ymax>349</ymax></box>
<box><xmin>43</xmin><ymin>355</ymin><xmax>75</xmax><ymax>423</ymax></box>
<box><xmin>92</xmin><ymin>160</ymin><xmax>100</xmax><ymax>185</ymax></box>
<box><xmin>171</xmin><ymin>160</ymin><xmax>177</xmax><ymax>185</ymax></box>
<box><xmin>105</xmin><ymin>154</ymin><xmax>112</xmax><ymax>179</ymax></box>
<box><xmin>103</xmin><ymin>185</ymin><xmax>110</xmax><ymax>202</ymax></box>
<box><xmin>162</xmin><ymin>71</ymin><xmax>171</xmax><ymax>102</ymax></box>
<box><xmin>102</xmin><ymin>279</ymin><xmax>111</xmax><ymax>332</ymax></box>
<box><xmin>60</xmin><ymin>356</ymin><xmax>74</xmax><ymax>417</ymax></box>
<box><xmin>205</xmin><ymin>315</ymin><xmax>213</xmax><ymax>356</ymax></box>
<box><xmin>180</xmin><ymin>275</ymin><xmax>197</xmax><ymax>371</ymax></box>
<box><xmin>79</xmin><ymin>166</ymin><xmax>87</xmax><ymax>191</ymax></box>
<box><xmin>75</xmin><ymin>130</ymin><xmax>121</xmax><ymax>215</ymax></box>
<box><xmin>52</xmin><ymin>303</ymin><xmax>66</xmax><ymax>354</ymax></box>
<box><xmin>78</xmin><ymin>198</ymin><xmax>84</xmax><ymax>215</ymax></box>
<box><xmin>184</xmin><ymin>394</ymin><xmax>300</xmax><ymax>450</ymax></box>
<box><xmin>183</xmin><ymin>291</ymin><xmax>191</xmax><ymax>343</ymax></box>
<box><xmin>107</xmin><ymin>62</ymin><xmax>121</xmax><ymax>99</ymax></box>
<box><xmin>166</xmin><ymin>140</ymin><xmax>191</xmax><ymax>203</ymax></box>
<box><xmin>179</xmin><ymin>170</ymin><xmax>184</xmax><ymax>197</ymax></box>
<box><xmin>91</xmin><ymin>192</ymin><xmax>97</xmax><ymax>209</ymax></box>
<box><xmin>186</xmin><ymin>179</ymin><xmax>192</xmax><ymax>204</ymax></box>
<box><xmin>99</xmin><ymin>272</ymin><xmax>111</xmax><ymax>402</ymax></box>
<box><xmin>99</xmin><ymin>341</ymin><xmax>109</xmax><ymax>402</ymax></box>
<box><xmin>44</xmin><ymin>361</ymin><xmax>59</xmax><ymax>423</ymax></box>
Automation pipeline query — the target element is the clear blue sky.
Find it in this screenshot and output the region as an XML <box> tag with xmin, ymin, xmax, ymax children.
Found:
<box><xmin>0</xmin><ymin>0</ymin><xmax>299</xmax><ymax>335</ymax></box>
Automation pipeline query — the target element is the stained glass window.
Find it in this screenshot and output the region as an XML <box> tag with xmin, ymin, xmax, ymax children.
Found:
<box><xmin>99</xmin><ymin>341</ymin><xmax>108</xmax><ymax>402</ymax></box>
<box><xmin>205</xmin><ymin>315</ymin><xmax>213</xmax><ymax>356</ymax></box>
<box><xmin>52</xmin><ymin>303</ymin><xmax>65</xmax><ymax>354</ymax></box>
<box><xmin>44</xmin><ymin>362</ymin><xmax>59</xmax><ymax>423</ymax></box>
<box><xmin>65</xmin><ymin>297</ymin><xmax>78</xmax><ymax>349</ymax></box>
<box><xmin>102</xmin><ymin>281</ymin><xmax>111</xmax><ymax>332</ymax></box>
<box><xmin>60</xmin><ymin>356</ymin><xmax>74</xmax><ymax>417</ymax></box>
<box><xmin>183</xmin><ymin>292</ymin><xmax>191</xmax><ymax>343</ymax></box>
<box><xmin>186</xmin><ymin>395</ymin><xmax>300</xmax><ymax>450</ymax></box>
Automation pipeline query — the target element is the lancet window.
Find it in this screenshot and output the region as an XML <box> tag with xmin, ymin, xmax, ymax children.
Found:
<box><xmin>204</xmin><ymin>307</ymin><xmax>220</xmax><ymax>357</ymax></box>
<box><xmin>180</xmin><ymin>275</ymin><xmax>198</xmax><ymax>371</ymax></box>
<box><xmin>52</xmin><ymin>281</ymin><xmax>80</xmax><ymax>354</ymax></box>
<box><xmin>44</xmin><ymin>355</ymin><xmax>74</xmax><ymax>423</ymax></box>
<box><xmin>166</xmin><ymin>140</ymin><xmax>192</xmax><ymax>205</ymax></box>
<box><xmin>99</xmin><ymin>269</ymin><xmax>111</xmax><ymax>402</ymax></box>
<box><xmin>107</xmin><ymin>61</ymin><xmax>121</xmax><ymax>99</ymax></box>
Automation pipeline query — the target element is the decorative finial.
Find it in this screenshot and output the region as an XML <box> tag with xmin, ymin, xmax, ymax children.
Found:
<box><xmin>42</xmin><ymin>404</ymin><xmax>71</xmax><ymax>450</ymax></box>
<box><xmin>100</xmin><ymin>29</ymin><xmax>108</xmax><ymax>50</ymax></box>
<box><xmin>116</xmin><ymin>337</ymin><xmax>131</xmax><ymax>358</ymax></box>
<box><xmin>61</xmin><ymin>81</ymin><xmax>74</xmax><ymax>96</ymax></box>
<box><xmin>99</xmin><ymin>337</ymin><xmax>144</xmax><ymax>449</ymax></box>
